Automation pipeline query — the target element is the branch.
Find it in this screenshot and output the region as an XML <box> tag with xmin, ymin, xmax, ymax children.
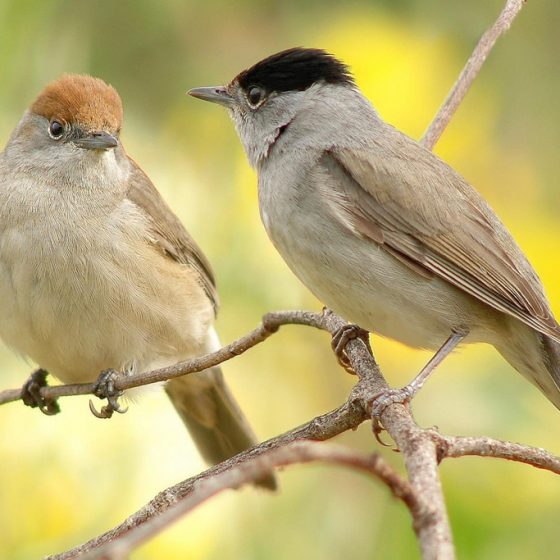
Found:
<box><xmin>0</xmin><ymin>311</ymin><xmax>328</xmax><ymax>407</ymax></box>
<box><xmin>46</xmin><ymin>397</ymin><xmax>370</xmax><ymax>560</ymax></box>
<box><xmin>438</xmin><ymin>434</ymin><xmax>560</xmax><ymax>474</ymax></box>
<box><xmin>95</xmin><ymin>435</ymin><xmax>560</xmax><ymax>560</ymax></box>
<box><xmin>75</xmin><ymin>442</ymin><xmax>421</xmax><ymax>560</ymax></box>
<box><xmin>47</xmin><ymin>309</ymin><xmax>454</xmax><ymax>560</ymax></box>
<box><xmin>421</xmin><ymin>0</ymin><xmax>526</xmax><ymax>149</ymax></box>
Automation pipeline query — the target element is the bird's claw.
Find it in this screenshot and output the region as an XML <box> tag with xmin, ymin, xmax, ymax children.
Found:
<box><xmin>371</xmin><ymin>418</ymin><xmax>394</xmax><ymax>448</ymax></box>
<box><xmin>21</xmin><ymin>368</ymin><xmax>60</xmax><ymax>416</ymax></box>
<box><xmin>369</xmin><ymin>387</ymin><xmax>414</xmax><ymax>450</ymax></box>
<box><xmin>369</xmin><ymin>386</ymin><xmax>414</xmax><ymax>418</ymax></box>
<box><xmin>331</xmin><ymin>323</ymin><xmax>371</xmax><ymax>374</ymax></box>
<box><xmin>89</xmin><ymin>369</ymin><xmax>128</xmax><ymax>419</ymax></box>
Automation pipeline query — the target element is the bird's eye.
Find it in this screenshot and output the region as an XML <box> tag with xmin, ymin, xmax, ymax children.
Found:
<box><xmin>247</xmin><ymin>86</ymin><xmax>265</xmax><ymax>107</ymax></box>
<box><xmin>48</xmin><ymin>120</ymin><xmax>65</xmax><ymax>139</ymax></box>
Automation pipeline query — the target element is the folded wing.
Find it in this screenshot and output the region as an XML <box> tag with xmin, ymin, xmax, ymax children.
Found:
<box><xmin>321</xmin><ymin>131</ymin><xmax>560</xmax><ymax>343</ymax></box>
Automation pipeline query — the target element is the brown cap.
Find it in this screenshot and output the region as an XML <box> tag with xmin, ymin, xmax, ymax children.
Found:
<box><xmin>30</xmin><ymin>74</ymin><xmax>123</xmax><ymax>133</ymax></box>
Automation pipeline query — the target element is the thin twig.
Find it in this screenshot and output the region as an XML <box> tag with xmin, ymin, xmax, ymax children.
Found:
<box><xmin>49</xmin><ymin>309</ymin><xmax>454</xmax><ymax>560</ymax></box>
<box><xmin>46</xmin><ymin>397</ymin><xmax>370</xmax><ymax>560</ymax></box>
<box><xmin>0</xmin><ymin>311</ymin><xmax>325</xmax><ymax>408</ymax></box>
<box><xmin>439</xmin><ymin>434</ymin><xmax>560</xmax><ymax>474</ymax></box>
<box><xmin>421</xmin><ymin>0</ymin><xmax>526</xmax><ymax>149</ymax></box>
<box><xmin>78</xmin><ymin>442</ymin><xmax>419</xmax><ymax>560</ymax></box>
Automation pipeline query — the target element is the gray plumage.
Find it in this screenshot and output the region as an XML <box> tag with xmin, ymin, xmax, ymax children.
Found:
<box><xmin>189</xmin><ymin>48</ymin><xmax>560</xmax><ymax>409</ymax></box>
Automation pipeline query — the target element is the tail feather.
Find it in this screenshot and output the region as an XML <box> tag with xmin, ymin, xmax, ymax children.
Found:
<box><xmin>165</xmin><ymin>366</ymin><xmax>277</xmax><ymax>490</ymax></box>
<box><xmin>540</xmin><ymin>334</ymin><xmax>560</xmax><ymax>407</ymax></box>
<box><xmin>497</xmin><ymin>320</ymin><xmax>560</xmax><ymax>410</ymax></box>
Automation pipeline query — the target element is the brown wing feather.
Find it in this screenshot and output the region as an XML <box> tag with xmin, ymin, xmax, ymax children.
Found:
<box><xmin>125</xmin><ymin>158</ymin><xmax>219</xmax><ymax>313</ymax></box>
<box><xmin>323</xmin><ymin>130</ymin><xmax>560</xmax><ymax>342</ymax></box>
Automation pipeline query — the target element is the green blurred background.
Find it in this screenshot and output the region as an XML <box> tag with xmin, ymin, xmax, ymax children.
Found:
<box><xmin>1</xmin><ymin>0</ymin><xmax>559</xmax><ymax>558</ymax></box>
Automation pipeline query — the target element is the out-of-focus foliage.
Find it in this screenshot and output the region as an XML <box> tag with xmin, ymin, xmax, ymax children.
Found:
<box><xmin>0</xmin><ymin>1</ymin><xmax>559</xmax><ymax>558</ymax></box>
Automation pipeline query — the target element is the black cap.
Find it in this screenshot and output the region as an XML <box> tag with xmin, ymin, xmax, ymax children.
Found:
<box><xmin>235</xmin><ymin>48</ymin><xmax>353</xmax><ymax>93</ymax></box>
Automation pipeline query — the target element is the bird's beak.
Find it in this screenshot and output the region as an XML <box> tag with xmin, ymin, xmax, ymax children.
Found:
<box><xmin>74</xmin><ymin>131</ymin><xmax>119</xmax><ymax>150</ymax></box>
<box><xmin>188</xmin><ymin>86</ymin><xmax>234</xmax><ymax>108</ymax></box>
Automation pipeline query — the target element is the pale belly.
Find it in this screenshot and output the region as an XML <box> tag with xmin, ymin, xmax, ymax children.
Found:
<box><xmin>0</xmin><ymin>219</ymin><xmax>212</xmax><ymax>384</ymax></box>
<box><xmin>261</xmin><ymin>191</ymin><xmax>501</xmax><ymax>351</ymax></box>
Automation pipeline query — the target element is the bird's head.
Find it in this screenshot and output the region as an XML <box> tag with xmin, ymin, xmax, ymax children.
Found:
<box><xmin>189</xmin><ymin>48</ymin><xmax>356</xmax><ymax>167</ymax></box>
<box><xmin>5</xmin><ymin>74</ymin><xmax>128</xmax><ymax>185</ymax></box>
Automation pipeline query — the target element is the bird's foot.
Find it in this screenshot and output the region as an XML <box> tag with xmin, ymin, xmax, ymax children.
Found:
<box><xmin>21</xmin><ymin>368</ymin><xmax>60</xmax><ymax>415</ymax></box>
<box><xmin>369</xmin><ymin>386</ymin><xmax>414</xmax><ymax>419</ymax></box>
<box><xmin>89</xmin><ymin>369</ymin><xmax>128</xmax><ymax>419</ymax></box>
<box><xmin>369</xmin><ymin>386</ymin><xmax>415</xmax><ymax>445</ymax></box>
<box><xmin>331</xmin><ymin>323</ymin><xmax>371</xmax><ymax>374</ymax></box>
<box><xmin>369</xmin><ymin>385</ymin><xmax>416</xmax><ymax>447</ymax></box>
